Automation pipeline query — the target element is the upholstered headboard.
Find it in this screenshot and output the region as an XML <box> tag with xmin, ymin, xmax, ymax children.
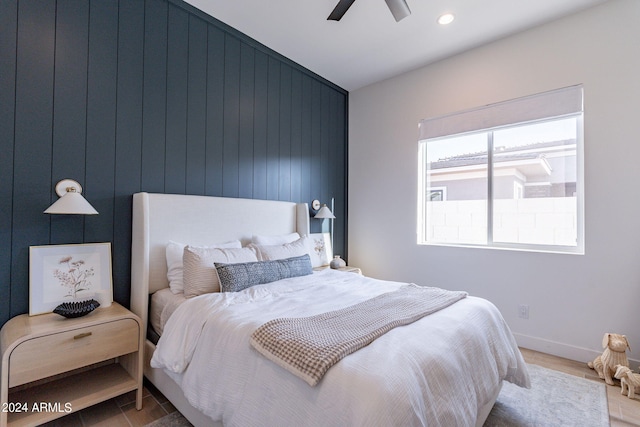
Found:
<box><xmin>130</xmin><ymin>192</ymin><xmax>310</xmax><ymax>334</ymax></box>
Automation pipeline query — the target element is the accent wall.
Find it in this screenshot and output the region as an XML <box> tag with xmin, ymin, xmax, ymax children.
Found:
<box><xmin>0</xmin><ymin>0</ymin><xmax>348</xmax><ymax>326</ymax></box>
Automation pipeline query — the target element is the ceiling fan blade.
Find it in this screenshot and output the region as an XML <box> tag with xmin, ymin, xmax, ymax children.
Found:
<box><xmin>384</xmin><ymin>0</ymin><xmax>411</xmax><ymax>22</ymax></box>
<box><xmin>328</xmin><ymin>0</ymin><xmax>357</xmax><ymax>21</ymax></box>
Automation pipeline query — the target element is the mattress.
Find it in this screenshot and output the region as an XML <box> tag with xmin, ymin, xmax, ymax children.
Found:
<box><xmin>149</xmin><ymin>287</ymin><xmax>186</xmax><ymax>337</ymax></box>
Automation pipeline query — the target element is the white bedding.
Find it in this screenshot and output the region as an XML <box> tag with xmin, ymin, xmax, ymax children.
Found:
<box><xmin>152</xmin><ymin>269</ymin><xmax>530</xmax><ymax>427</ymax></box>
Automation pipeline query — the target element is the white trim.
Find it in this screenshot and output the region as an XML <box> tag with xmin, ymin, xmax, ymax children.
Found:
<box><xmin>513</xmin><ymin>332</ymin><xmax>640</xmax><ymax>366</ymax></box>
<box><xmin>524</xmin><ymin>182</ymin><xmax>552</xmax><ymax>187</ymax></box>
<box><xmin>513</xmin><ymin>182</ymin><xmax>523</xmax><ymax>199</ymax></box>
<box><xmin>429</xmin><ymin>168</ymin><xmax>487</xmax><ymax>182</ymax></box>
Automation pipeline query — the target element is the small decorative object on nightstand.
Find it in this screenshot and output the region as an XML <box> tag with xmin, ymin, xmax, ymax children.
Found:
<box><xmin>0</xmin><ymin>303</ymin><xmax>143</xmax><ymax>427</ymax></box>
<box><xmin>330</xmin><ymin>255</ymin><xmax>347</xmax><ymax>269</ymax></box>
<box><xmin>336</xmin><ymin>266</ymin><xmax>363</xmax><ymax>275</ymax></box>
<box><xmin>52</xmin><ymin>299</ymin><xmax>100</xmax><ymax>318</ymax></box>
<box><xmin>312</xmin><ymin>264</ymin><xmax>363</xmax><ymax>275</ymax></box>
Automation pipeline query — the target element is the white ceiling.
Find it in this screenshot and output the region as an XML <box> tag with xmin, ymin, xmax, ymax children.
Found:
<box><xmin>185</xmin><ymin>0</ymin><xmax>608</xmax><ymax>91</ymax></box>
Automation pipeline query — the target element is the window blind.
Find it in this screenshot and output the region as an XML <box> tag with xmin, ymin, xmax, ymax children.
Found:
<box><xmin>418</xmin><ymin>85</ymin><xmax>583</xmax><ymax>141</ymax></box>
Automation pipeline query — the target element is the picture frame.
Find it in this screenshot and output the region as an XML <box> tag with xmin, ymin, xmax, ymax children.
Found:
<box><xmin>29</xmin><ymin>242</ymin><xmax>113</xmax><ymax>316</ymax></box>
<box><xmin>309</xmin><ymin>232</ymin><xmax>333</xmax><ymax>267</ymax></box>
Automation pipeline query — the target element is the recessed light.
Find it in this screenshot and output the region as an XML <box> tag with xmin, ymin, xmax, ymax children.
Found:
<box><xmin>437</xmin><ymin>13</ymin><xmax>455</xmax><ymax>25</ymax></box>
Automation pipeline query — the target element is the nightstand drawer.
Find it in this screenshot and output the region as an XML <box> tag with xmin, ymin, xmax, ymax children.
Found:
<box><xmin>9</xmin><ymin>318</ymin><xmax>139</xmax><ymax>387</ymax></box>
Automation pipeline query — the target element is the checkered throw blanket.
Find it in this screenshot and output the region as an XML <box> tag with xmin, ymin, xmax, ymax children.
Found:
<box><xmin>250</xmin><ymin>284</ymin><xmax>467</xmax><ymax>386</ymax></box>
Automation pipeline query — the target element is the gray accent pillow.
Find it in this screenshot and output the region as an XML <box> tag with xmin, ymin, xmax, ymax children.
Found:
<box><xmin>216</xmin><ymin>255</ymin><xmax>313</xmax><ymax>293</ymax></box>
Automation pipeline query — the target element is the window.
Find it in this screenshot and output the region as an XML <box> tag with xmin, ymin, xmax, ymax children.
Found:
<box><xmin>417</xmin><ymin>86</ymin><xmax>584</xmax><ymax>253</ymax></box>
<box><xmin>428</xmin><ymin>187</ymin><xmax>447</xmax><ymax>202</ymax></box>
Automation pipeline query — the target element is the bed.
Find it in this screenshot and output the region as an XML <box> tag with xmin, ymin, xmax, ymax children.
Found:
<box><xmin>130</xmin><ymin>192</ymin><xmax>529</xmax><ymax>427</ymax></box>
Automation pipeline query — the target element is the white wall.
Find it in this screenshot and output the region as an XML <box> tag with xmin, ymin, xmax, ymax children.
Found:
<box><xmin>349</xmin><ymin>0</ymin><xmax>640</xmax><ymax>364</ymax></box>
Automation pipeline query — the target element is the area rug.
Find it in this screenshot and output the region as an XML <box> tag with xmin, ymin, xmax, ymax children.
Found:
<box><xmin>146</xmin><ymin>411</ymin><xmax>192</xmax><ymax>427</ymax></box>
<box><xmin>484</xmin><ymin>363</ymin><xmax>609</xmax><ymax>427</ymax></box>
<box><xmin>145</xmin><ymin>363</ymin><xmax>609</xmax><ymax>427</ymax></box>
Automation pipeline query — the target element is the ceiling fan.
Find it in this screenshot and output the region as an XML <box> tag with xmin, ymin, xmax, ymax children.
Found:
<box><xmin>328</xmin><ymin>0</ymin><xmax>411</xmax><ymax>22</ymax></box>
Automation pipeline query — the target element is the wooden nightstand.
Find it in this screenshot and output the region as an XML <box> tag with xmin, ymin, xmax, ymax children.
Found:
<box><xmin>0</xmin><ymin>303</ymin><xmax>143</xmax><ymax>427</ymax></box>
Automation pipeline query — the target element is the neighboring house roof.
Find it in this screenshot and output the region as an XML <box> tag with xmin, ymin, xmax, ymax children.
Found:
<box><xmin>429</xmin><ymin>139</ymin><xmax>575</xmax><ymax>170</ymax></box>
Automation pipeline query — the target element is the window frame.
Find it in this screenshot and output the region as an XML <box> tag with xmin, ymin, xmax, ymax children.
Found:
<box><xmin>417</xmin><ymin>90</ymin><xmax>584</xmax><ymax>255</ymax></box>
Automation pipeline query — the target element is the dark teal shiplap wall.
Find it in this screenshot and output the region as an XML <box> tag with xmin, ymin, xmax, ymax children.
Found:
<box><xmin>0</xmin><ymin>0</ymin><xmax>348</xmax><ymax>326</ymax></box>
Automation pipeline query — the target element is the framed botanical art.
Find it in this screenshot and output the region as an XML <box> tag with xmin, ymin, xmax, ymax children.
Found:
<box><xmin>29</xmin><ymin>242</ymin><xmax>113</xmax><ymax>315</ymax></box>
<box><xmin>309</xmin><ymin>232</ymin><xmax>333</xmax><ymax>267</ymax></box>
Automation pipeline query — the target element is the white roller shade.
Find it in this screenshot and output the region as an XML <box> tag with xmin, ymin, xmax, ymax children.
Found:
<box><xmin>419</xmin><ymin>85</ymin><xmax>583</xmax><ymax>141</ymax></box>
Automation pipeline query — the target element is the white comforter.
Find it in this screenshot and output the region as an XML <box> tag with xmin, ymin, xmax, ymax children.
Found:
<box><xmin>152</xmin><ymin>269</ymin><xmax>530</xmax><ymax>427</ymax></box>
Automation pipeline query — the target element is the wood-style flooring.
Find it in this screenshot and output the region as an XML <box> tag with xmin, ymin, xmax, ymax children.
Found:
<box><xmin>40</xmin><ymin>348</ymin><xmax>640</xmax><ymax>426</ymax></box>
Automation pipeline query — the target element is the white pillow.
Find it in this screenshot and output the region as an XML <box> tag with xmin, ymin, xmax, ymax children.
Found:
<box><xmin>251</xmin><ymin>232</ymin><xmax>300</xmax><ymax>246</ymax></box>
<box><xmin>252</xmin><ymin>236</ymin><xmax>311</xmax><ymax>262</ymax></box>
<box><xmin>166</xmin><ymin>240</ymin><xmax>241</xmax><ymax>294</ymax></box>
<box><xmin>182</xmin><ymin>246</ymin><xmax>259</xmax><ymax>298</ymax></box>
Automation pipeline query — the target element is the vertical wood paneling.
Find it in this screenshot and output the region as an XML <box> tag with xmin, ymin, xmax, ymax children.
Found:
<box><xmin>278</xmin><ymin>65</ymin><xmax>292</xmax><ymax>201</ymax></box>
<box><xmin>266</xmin><ymin>57</ymin><xmax>281</xmax><ymax>200</ymax></box>
<box><xmin>334</xmin><ymin>93</ymin><xmax>347</xmax><ymax>256</ymax></box>
<box><xmin>11</xmin><ymin>0</ymin><xmax>57</xmax><ymax>318</ymax></box>
<box><xmin>186</xmin><ymin>15</ymin><xmax>207</xmax><ymax>195</ymax></box>
<box><xmin>309</xmin><ymin>80</ymin><xmax>322</xmax><ymax>233</ymax></box>
<box><xmin>113</xmin><ymin>0</ymin><xmax>144</xmax><ymax>305</ymax></box>
<box><xmin>320</xmin><ymin>86</ymin><xmax>331</xmax><ymax>233</ymax></box>
<box><xmin>2</xmin><ymin>0</ymin><xmax>347</xmax><ymax>326</ymax></box>
<box><xmin>222</xmin><ymin>35</ymin><xmax>241</xmax><ymax>197</ymax></box>
<box><xmin>300</xmin><ymin>75</ymin><xmax>313</xmax><ymax>209</ymax></box>
<box><xmin>252</xmin><ymin>51</ymin><xmax>269</xmax><ymax>200</ymax></box>
<box><xmin>205</xmin><ymin>25</ymin><xmax>225</xmax><ymax>196</ymax></box>
<box><xmin>141</xmin><ymin>0</ymin><xmax>168</xmax><ymax>193</ymax></box>
<box><xmin>85</xmin><ymin>0</ymin><xmax>118</xmax><ymax>245</ymax></box>
<box><xmin>50</xmin><ymin>0</ymin><xmax>90</xmax><ymax>246</ymax></box>
<box><xmin>290</xmin><ymin>70</ymin><xmax>303</xmax><ymax>204</ymax></box>
<box><xmin>165</xmin><ymin>4</ymin><xmax>189</xmax><ymax>194</ymax></box>
<box><xmin>330</xmin><ymin>90</ymin><xmax>346</xmax><ymax>256</ymax></box>
<box><xmin>238</xmin><ymin>44</ymin><xmax>255</xmax><ymax>199</ymax></box>
<box><xmin>0</xmin><ymin>0</ymin><xmax>18</xmax><ymax>324</ymax></box>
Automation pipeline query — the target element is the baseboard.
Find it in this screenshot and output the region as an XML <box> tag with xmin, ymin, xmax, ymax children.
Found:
<box><xmin>513</xmin><ymin>333</ymin><xmax>640</xmax><ymax>366</ymax></box>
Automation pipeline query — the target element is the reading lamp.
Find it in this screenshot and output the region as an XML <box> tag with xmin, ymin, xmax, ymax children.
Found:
<box><xmin>44</xmin><ymin>179</ymin><xmax>99</xmax><ymax>215</ymax></box>
<box><xmin>311</xmin><ymin>200</ymin><xmax>336</xmax><ymax>219</ymax></box>
<box><xmin>311</xmin><ymin>199</ymin><xmax>339</xmax><ymax>266</ymax></box>
<box><xmin>311</xmin><ymin>199</ymin><xmax>336</xmax><ymax>251</ymax></box>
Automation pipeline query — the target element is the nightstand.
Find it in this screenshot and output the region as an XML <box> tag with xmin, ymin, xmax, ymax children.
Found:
<box><xmin>0</xmin><ymin>303</ymin><xmax>143</xmax><ymax>427</ymax></box>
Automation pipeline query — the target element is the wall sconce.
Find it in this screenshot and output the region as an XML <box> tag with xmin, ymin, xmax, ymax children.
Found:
<box><xmin>311</xmin><ymin>199</ymin><xmax>336</xmax><ymax>250</ymax></box>
<box><xmin>44</xmin><ymin>179</ymin><xmax>99</xmax><ymax>215</ymax></box>
<box><xmin>312</xmin><ymin>199</ymin><xmax>335</xmax><ymax>219</ymax></box>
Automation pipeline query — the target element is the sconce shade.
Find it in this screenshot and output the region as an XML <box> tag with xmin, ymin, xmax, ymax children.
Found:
<box><xmin>314</xmin><ymin>204</ymin><xmax>335</xmax><ymax>219</ymax></box>
<box><xmin>44</xmin><ymin>179</ymin><xmax>99</xmax><ymax>215</ymax></box>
